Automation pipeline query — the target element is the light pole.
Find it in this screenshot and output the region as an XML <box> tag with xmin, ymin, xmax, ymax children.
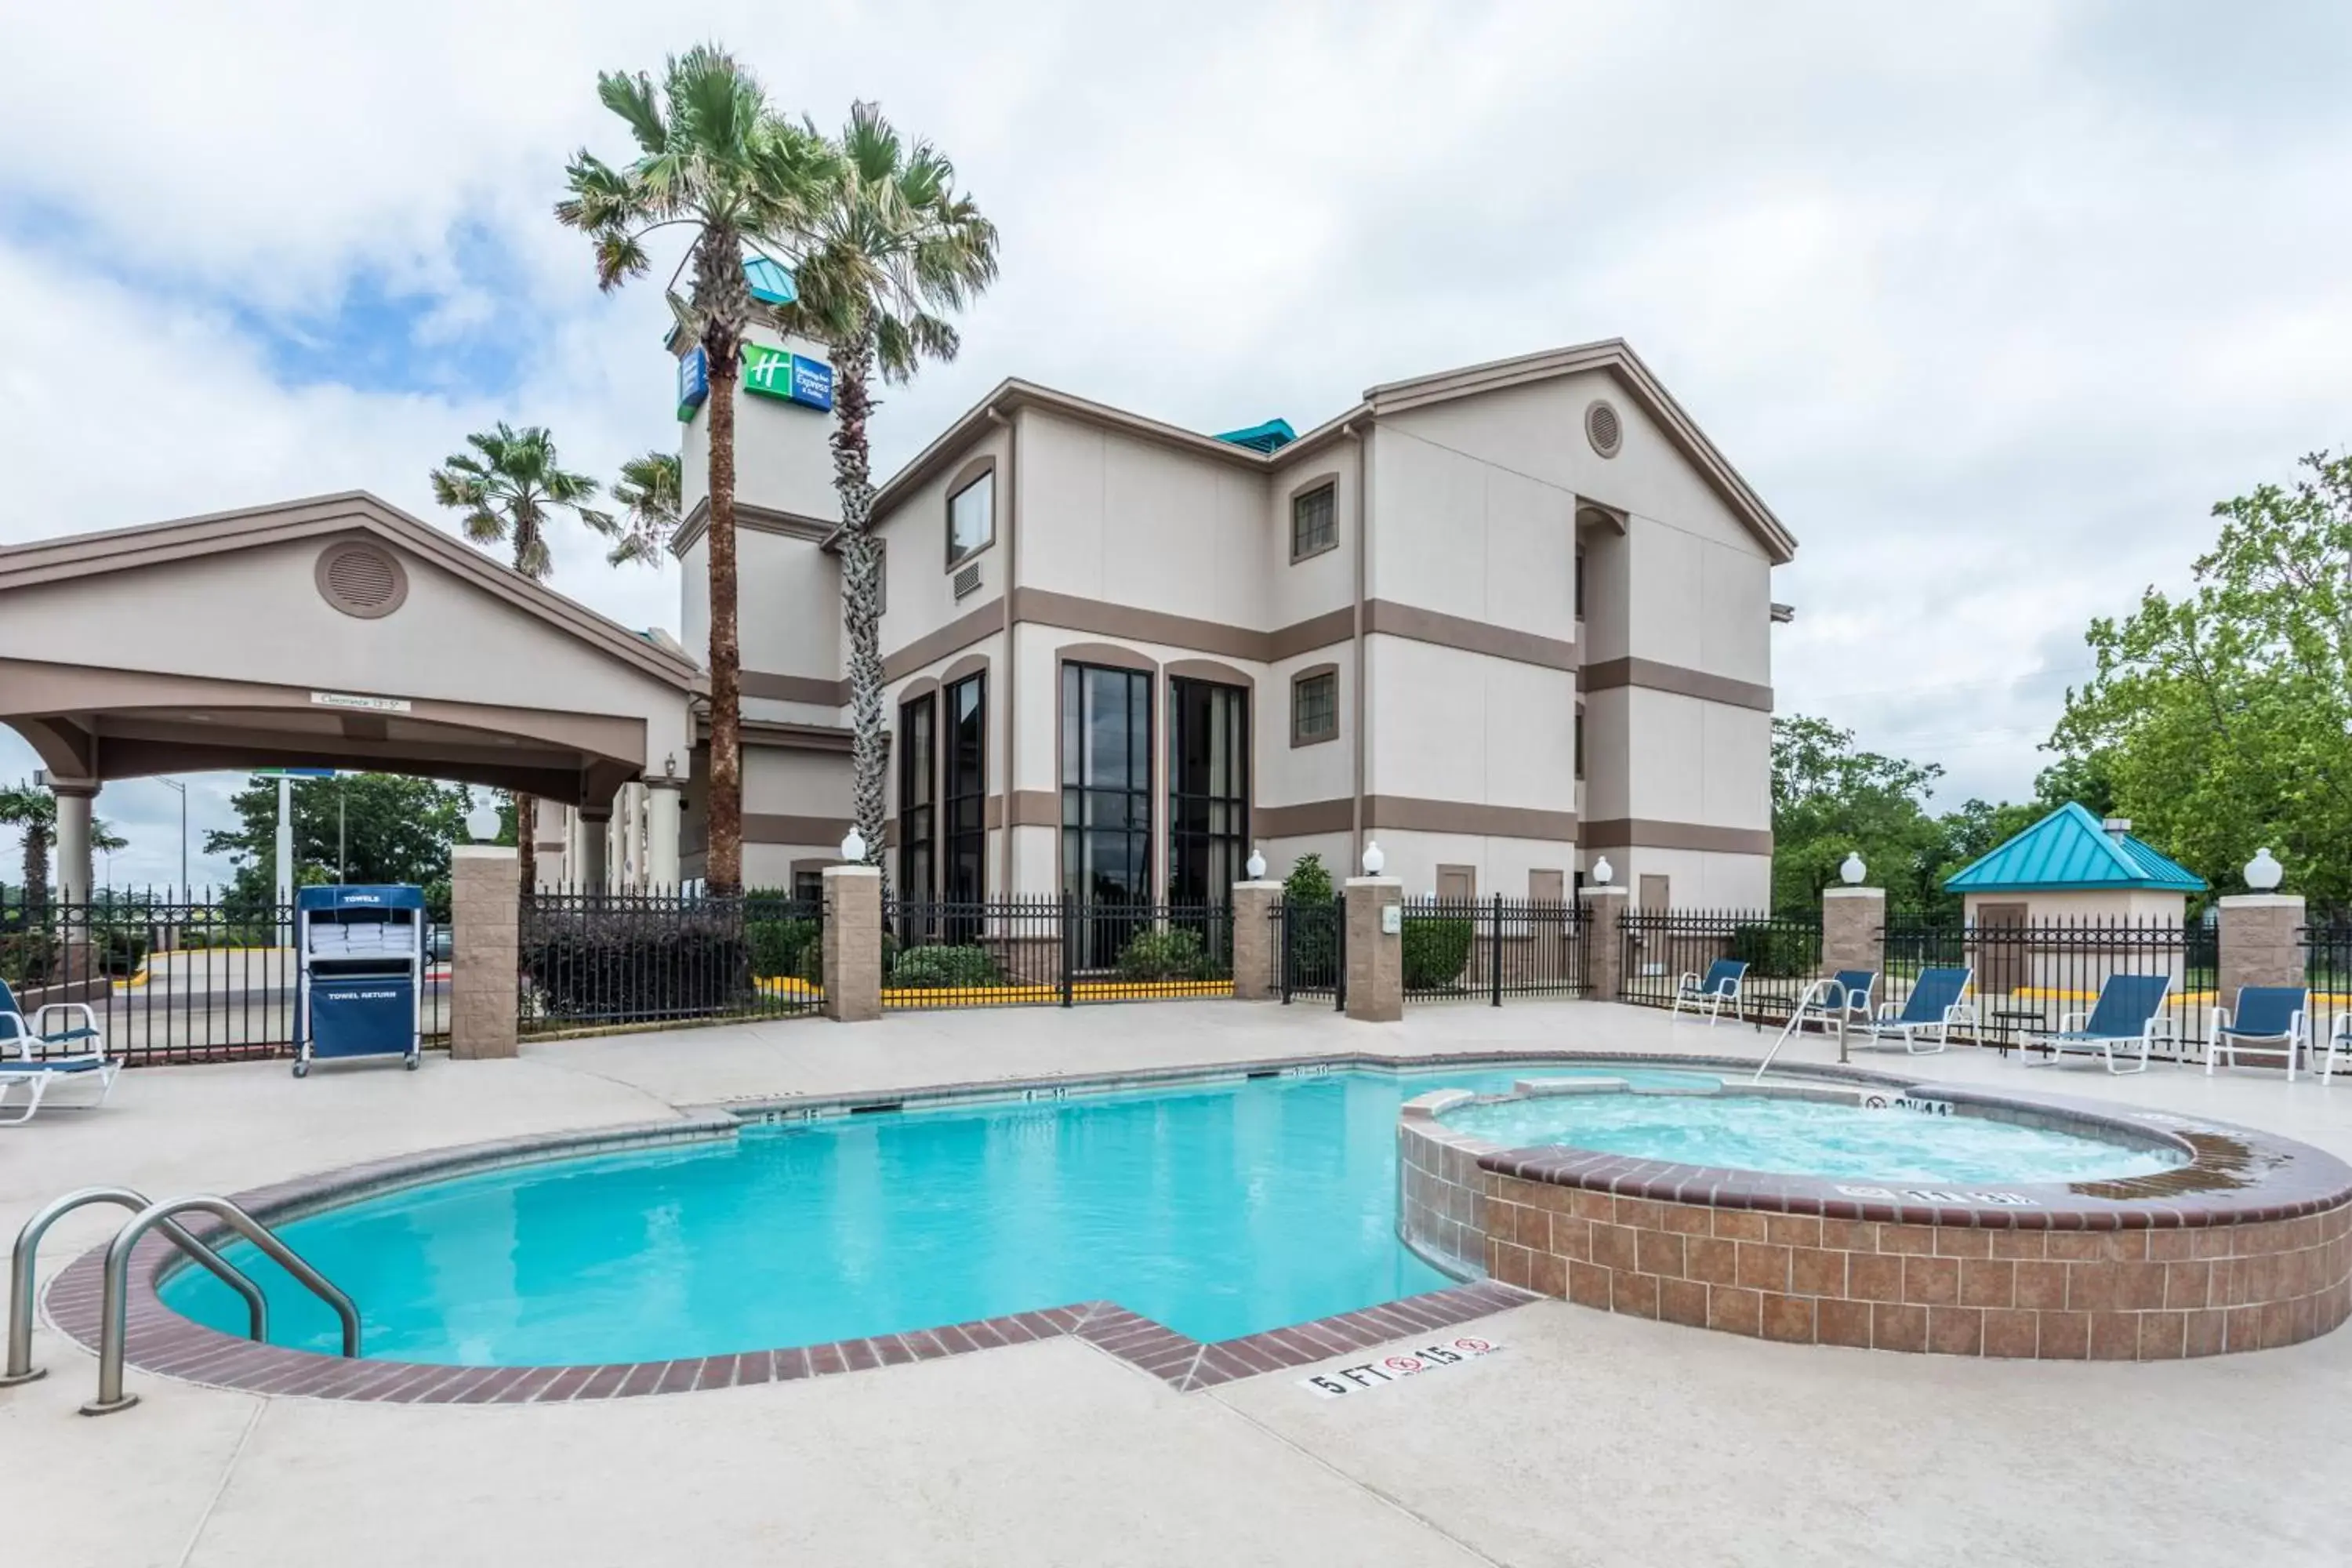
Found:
<box><xmin>158</xmin><ymin>778</ymin><xmax>188</xmax><ymax>896</ymax></box>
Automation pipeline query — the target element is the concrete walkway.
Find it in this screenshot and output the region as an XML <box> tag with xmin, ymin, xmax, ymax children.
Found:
<box><xmin>5</xmin><ymin>1000</ymin><xmax>2350</xmax><ymax>1566</ymax></box>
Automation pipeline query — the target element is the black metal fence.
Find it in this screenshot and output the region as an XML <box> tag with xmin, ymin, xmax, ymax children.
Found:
<box><xmin>518</xmin><ymin>888</ymin><xmax>824</xmax><ymax>1034</ymax></box>
<box><xmin>1277</xmin><ymin>895</ymin><xmax>1344</xmax><ymax>1007</ymax></box>
<box><xmin>1617</xmin><ymin>908</ymin><xmax>1823</xmax><ymax>1023</ymax></box>
<box><xmin>882</xmin><ymin>896</ymin><xmax>1235</xmax><ymax>1008</ymax></box>
<box><xmin>1403</xmin><ymin>896</ymin><xmax>1588</xmax><ymax>1004</ymax></box>
<box><xmin>0</xmin><ymin>889</ymin><xmax>448</xmax><ymax>1065</ymax></box>
<box><xmin>1882</xmin><ymin>916</ymin><xmax>2212</xmax><ymax>1060</ymax></box>
<box><xmin>2303</xmin><ymin>925</ymin><xmax>2352</xmax><ymax>1062</ymax></box>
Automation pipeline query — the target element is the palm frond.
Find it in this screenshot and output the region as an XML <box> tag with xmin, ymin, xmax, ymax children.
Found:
<box><xmin>597</xmin><ymin>69</ymin><xmax>669</xmax><ymax>158</ymax></box>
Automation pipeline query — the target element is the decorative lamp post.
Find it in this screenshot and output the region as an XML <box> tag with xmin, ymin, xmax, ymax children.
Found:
<box><xmin>840</xmin><ymin>826</ymin><xmax>868</xmax><ymax>863</ymax></box>
<box><xmin>464</xmin><ymin>791</ymin><xmax>500</xmax><ymax>844</ymax></box>
<box><xmin>1361</xmin><ymin>840</ymin><xmax>1385</xmax><ymax>876</ymax></box>
<box><xmin>1245</xmin><ymin>844</ymin><xmax>1267</xmax><ymax>880</ymax></box>
<box><xmin>1840</xmin><ymin>851</ymin><xmax>1867</xmax><ymax>886</ymax></box>
<box><xmin>1591</xmin><ymin>856</ymin><xmax>1613</xmax><ymax>887</ymax></box>
<box><xmin>2245</xmin><ymin>848</ymin><xmax>2284</xmax><ymax>891</ymax></box>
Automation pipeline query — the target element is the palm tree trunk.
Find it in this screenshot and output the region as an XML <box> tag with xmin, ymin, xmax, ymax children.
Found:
<box><xmin>829</xmin><ymin>327</ymin><xmax>887</xmax><ymax>882</ymax></box>
<box><xmin>515</xmin><ymin>791</ymin><xmax>538</xmax><ymax>893</ymax></box>
<box><xmin>702</xmin><ymin>315</ymin><xmax>746</xmax><ymax>895</ymax></box>
<box><xmin>22</xmin><ymin>829</ymin><xmax>48</xmax><ymax>908</ymax></box>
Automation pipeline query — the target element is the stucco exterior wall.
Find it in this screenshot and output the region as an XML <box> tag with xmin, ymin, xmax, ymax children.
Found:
<box><xmin>1364</xmin><ymin>423</ymin><xmax>1578</xmax><ymax>642</ymax></box>
<box><xmin>1363</xmin><ymin>637</ymin><xmax>1574</xmax><ymax>814</ymax></box>
<box><xmin>872</xmin><ymin>426</ymin><xmax>1010</xmax><ymax>656</ymax></box>
<box><xmin>1262</xmin><ymin>443</ymin><xmax>1358</xmax><ymax>630</ymax></box>
<box><xmin>677</xmin><ymin>323</ymin><xmax>841</xmax><ymax>526</ymax></box>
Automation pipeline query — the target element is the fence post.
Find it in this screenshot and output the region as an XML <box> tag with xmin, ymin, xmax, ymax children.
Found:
<box><xmin>2220</xmin><ymin>891</ymin><xmax>2307</xmax><ymax>1062</ymax></box>
<box><xmin>1820</xmin><ymin>884</ymin><xmax>1886</xmax><ymax>981</ymax></box>
<box><xmin>820</xmin><ymin>866</ymin><xmax>883</xmax><ymax>1022</ymax></box>
<box><xmin>1060</xmin><ymin>892</ymin><xmax>1076</xmax><ymax>1008</ymax></box>
<box><xmin>1343</xmin><ymin>877</ymin><xmax>1403</xmax><ymax>1022</ymax></box>
<box><xmin>1333</xmin><ymin>894</ymin><xmax>1348</xmax><ymax>1012</ymax></box>
<box><xmin>1231</xmin><ymin>879</ymin><xmax>1281</xmax><ymax>1000</ymax></box>
<box><xmin>1490</xmin><ymin>893</ymin><xmax>1504</xmax><ymax>1007</ymax></box>
<box><xmin>450</xmin><ymin>845</ymin><xmax>520</xmax><ymax>1060</ymax></box>
<box><xmin>1583</xmin><ymin>884</ymin><xmax>1628</xmax><ymax>1004</ymax></box>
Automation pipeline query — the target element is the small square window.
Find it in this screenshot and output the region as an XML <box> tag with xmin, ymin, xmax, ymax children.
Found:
<box><xmin>1290</xmin><ymin>483</ymin><xmax>1336</xmax><ymax>561</ymax></box>
<box><xmin>948</xmin><ymin>474</ymin><xmax>994</xmax><ymax>568</ymax></box>
<box><xmin>1574</xmin><ymin>711</ymin><xmax>1585</xmax><ymax>779</ymax></box>
<box><xmin>1291</xmin><ymin>670</ymin><xmax>1338</xmax><ymax>745</ymax></box>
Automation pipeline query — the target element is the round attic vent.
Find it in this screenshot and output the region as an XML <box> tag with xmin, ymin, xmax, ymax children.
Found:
<box><xmin>1584</xmin><ymin>400</ymin><xmax>1623</xmax><ymax>459</ymax></box>
<box><xmin>314</xmin><ymin>539</ymin><xmax>408</xmax><ymax>619</ymax></box>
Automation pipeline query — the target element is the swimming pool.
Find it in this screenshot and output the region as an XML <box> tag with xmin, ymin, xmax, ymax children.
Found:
<box><xmin>161</xmin><ymin>1062</ymin><xmax>1718</xmax><ymax>1364</ymax></box>
<box><xmin>1440</xmin><ymin>1091</ymin><xmax>2187</xmax><ymax>1185</ymax></box>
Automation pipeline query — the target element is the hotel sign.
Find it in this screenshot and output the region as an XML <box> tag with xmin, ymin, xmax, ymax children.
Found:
<box><xmin>741</xmin><ymin>343</ymin><xmax>834</xmax><ymax>412</ymax></box>
<box><xmin>676</xmin><ymin>347</ymin><xmax>710</xmax><ymax>422</ymax></box>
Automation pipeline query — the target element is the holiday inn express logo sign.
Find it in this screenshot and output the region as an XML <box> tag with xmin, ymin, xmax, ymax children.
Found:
<box><xmin>674</xmin><ymin>343</ymin><xmax>836</xmax><ymax>420</ymax></box>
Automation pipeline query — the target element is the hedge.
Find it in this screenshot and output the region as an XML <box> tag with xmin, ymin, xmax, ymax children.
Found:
<box><xmin>1116</xmin><ymin>927</ymin><xmax>1210</xmax><ymax>981</ymax></box>
<box><xmin>1403</xmin><ymin>917</ymin><xmax>1475</xmax><ymax>990</ymax></box>
<box><xmin>887</xmin><ymin>944</ymin><xmax>1000</xmax><ymax>990</ymax></box>
<box><xmin>520</xmin><ymin>904</ymin><xmax>753</xmax><ymax>1022</ymax></box>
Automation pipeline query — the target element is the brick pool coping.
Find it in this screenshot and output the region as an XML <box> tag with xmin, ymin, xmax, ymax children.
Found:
<box><xmin>43</xmin><ymin>1058</ymin><xmax>1579</xmax><ymax>1405</ymax></box>
<box><xmin>1399</xmin><ymin>1076</ymin><xmax>2352</xmax><ymax>1359</ymax></box>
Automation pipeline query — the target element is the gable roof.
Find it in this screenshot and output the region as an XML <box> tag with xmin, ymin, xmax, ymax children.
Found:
<box><xmin>869</xmin><ymin>339</ymin><xmax>1795</xmax><ymax>563</ymax></box>
<box><xmin>0</xmin><ymin>492</ymin><xmax>701</xmax><ymax>691</ymax></box>
<box><xmin>1943</xmin><ymin>802</ymin><xmax>2208</xmax><ymax>894</ymax></box>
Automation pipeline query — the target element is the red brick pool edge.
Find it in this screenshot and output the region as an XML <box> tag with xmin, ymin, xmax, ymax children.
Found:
<box><xmin>1399</xmin><ymin>1081</ymin><xmax>2352</xmax><ymax>1359</ymax></box>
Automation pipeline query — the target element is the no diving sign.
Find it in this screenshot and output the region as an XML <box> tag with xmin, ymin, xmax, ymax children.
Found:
<box><xmin>1301</xmin><ymin>1336</ymin><xmax>1501</xmax><ymax>1398</ymax></box>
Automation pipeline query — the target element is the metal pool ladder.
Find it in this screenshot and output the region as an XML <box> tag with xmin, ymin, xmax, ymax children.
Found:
<box><xmin>2</xmin><ymin>1188</ymin><xmax>361</xmax><ymax>1415</ymax></box>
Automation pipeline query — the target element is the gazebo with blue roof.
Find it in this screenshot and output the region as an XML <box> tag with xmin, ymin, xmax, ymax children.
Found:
<box><xmin>1944</xmin><ymin>800</ymin><xmax>2206</xmax><ymax>924</ymax></box>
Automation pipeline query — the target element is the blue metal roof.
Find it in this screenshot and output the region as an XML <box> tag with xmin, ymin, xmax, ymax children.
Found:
<box><xmin>1942</xmin><ymin>802</ymin><xmax>2207</xmax><ymax>894</ymax></box>
<box><xmin>1213</xmin><ymin>418</ymin><xmax>1296</xmax><ymax>454</ymax></box>
<box><xmin>743</xmin><ymin>256</ymin><xmax>797</xmax><ymax>307</ymax></box>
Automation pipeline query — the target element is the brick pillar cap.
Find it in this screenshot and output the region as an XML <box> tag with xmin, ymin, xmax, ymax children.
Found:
<box><xmin>1824</xmin><ymin>885</ymin><xmax>1886</xmax><ymax>898</ymax></box>
<box><xmin>452</xmin><ymin>844</ymin><xmax>517</xmax><ymax>862</ymax></box>
<box><xmin>822</xmin><ymin>864</ymin><xmax>882</xmax><ymax>879</ymax></box>
<box><xmin>1232</xmin><ymin>880</ymin><xmax>1283</xmax><ymax>891</ymax></box>
<box><xmin>2219</xmin><ymin>892</ymin><xmax>2305</xmax><ymax>908</ymax></box>
<box><xmin>1344</xmin><ymin>877</ymin><xmax>1403</xmax><ymax>890</ymax></box>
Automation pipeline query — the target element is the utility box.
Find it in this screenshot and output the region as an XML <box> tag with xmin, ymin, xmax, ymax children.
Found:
<box><xmin>295</xmin><ymin>884</ymin><xmax>424</xmax><ymax>1077</ymax></box>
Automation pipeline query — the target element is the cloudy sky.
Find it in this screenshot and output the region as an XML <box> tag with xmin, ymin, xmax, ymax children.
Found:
<box><xmin>4</xmin><ymin>1</ymin><xmax>2350</xmax><ymax>887</ymax></box>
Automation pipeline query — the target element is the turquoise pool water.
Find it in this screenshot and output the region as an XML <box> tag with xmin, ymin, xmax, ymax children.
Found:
<box><xmin>162</xmin><ymin>1062</ymin><xmax>1716</xmax><ymax>1364</ymax></box>
<box><xmin>1442</xmin><ymin>1093</ymin><xmax>2186</xmax><ymax>1185</ymax></box>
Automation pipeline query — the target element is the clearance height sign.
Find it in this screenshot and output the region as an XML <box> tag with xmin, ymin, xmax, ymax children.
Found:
<box><xmin>675</xmin><ymin>344</ymin><xmax>836</xmax><ymax>420</ymax></box>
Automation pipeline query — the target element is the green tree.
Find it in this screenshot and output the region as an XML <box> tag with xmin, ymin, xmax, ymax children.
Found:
<box><xmin>429</xmin><ymin>421</ymin><xmax>613</xmax><ymax>891</ymax></box>
<box><xmin>2051</xmin><ymin>449</ymin><xmax>2352</xmax><ymax>906</ymax></box>
<box><xmin>1769</xmin><ymin>715</ymin><xmax>1947</xmax><ymax>916</ymax></box>
<box><xmin>557</xmin><ymin>45</ymin><xmax>832</xmax><ymax>893</ymax></box>
<box><xmin>606</xmin><ymin>449</ymin><xmax>682</xmax><ymax>567</ymax></box>
<box><xmin>1</xmin><ymin>782</ymin><xmax>129</xmax><ymax>900</ymax></box>
<box><xmin>781</xmin><ymin>101</ymin><xmax>999</xmax><ymax>871</ymax></box>
<box><xmin>202</xmin><ymin>774</ymin><xmax>474</xmax><ymax>910</ymax></box>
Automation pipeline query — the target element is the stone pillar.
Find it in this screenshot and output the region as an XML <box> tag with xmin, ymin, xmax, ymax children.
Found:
<box><xmin>2220</xmin><ymin>893</ymin><xmax>2307</xmax><ymax>1008</ymax></box>
<box><xmin>1230</xmin><ymin>880</ymin><xmax>1281</xmax><ymax>1000</ymax></box>
<box><xmin>1583</xmin><ymin>885</ymin><xmax>1628</xmax><ymax>1003</ymax></box>
<box><xmin>449</xmin><ymin>844</ymin><xmax>520</xmax><ymax>1060</ymax></box>
<box><xmin>577</xmin><ymin>808</ymin><xmax>610</xmax><ymax>891</ymax></box>
<box><xmin>621</xmin><ymin>784</ymin><xmax>644</xmax><ymax>891</ymax></box>
<box><xmin>644</xmin><ymin>779</ymin><xmax>682</xmax><ymax>890</ymax></box>
<box><xmin>1821</xmin><ymin>886</ymin><xmax>1886</xmax><ymax>978</ymax></box>
<box><xmin>1344</xmin><ymin>876</ymin><xmax>1403</xmax><ymax>1022</ymax></box>
<box><xmin>51</xmin><ymin>783</ymin><xmax>95</xmax><ymax>903</ymax></box>
<box><xmin>822</xmin><ymin>865</ymin><xmax>883</xmax><ymax>1022</ymax></box>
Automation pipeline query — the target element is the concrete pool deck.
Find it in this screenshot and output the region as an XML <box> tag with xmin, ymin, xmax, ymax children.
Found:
<box><xmin>4</xmin><ymin>1000</ymin><xmax>2350</xmax><ymax>1566</ymax></box>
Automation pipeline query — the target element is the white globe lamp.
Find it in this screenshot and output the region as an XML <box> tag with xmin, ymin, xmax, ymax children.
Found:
<box><xmin>1590</xmin><ymin>856</ymin><xmax>1613</xmax><ymax>887</ymax></box>
<box><xmin>1361</xmin><ymin>840</ymin><xmax>1385</xmax><ymax>876</ymax></box>
<box><xmin>1245</xmin><ymin>844</ymin><xmax>1267</xmax><ymax>880</ymax></box>
<box><xmin>840</xmin><ymin>826</ymin><xmax>868</xmax><ymax>863</ymax></box>
<box><xmin>2245</xmin><ymin>847</ymin><xmax>2283</xmax><ymax>892</ymax></box>
<box><xmin>464</xmin><ymin>792</ymin><xmax>500</xmax><ymax>844</ymax></box>
<box><xmin>1840</xmin><ymin>851</ymin><xmax>1867</xmax><ymax>886</ymax></box>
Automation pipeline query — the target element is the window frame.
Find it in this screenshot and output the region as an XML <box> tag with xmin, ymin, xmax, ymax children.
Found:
<box><xmin>1167</xmin><ymin>676</ymin><xmax>1250</xmax><ymax>908</ymax></box>
<box><xmin>1290</xmin><ymin>664</ymin><xmax>1340</xmax><ymax>747</ymax></box>
<box><xmin>1289</xmin><ymin>479</ymin><xmax>1338</xmax><ymax>563</ymax></box>
<box><xmin>942</xmin><ymin>673</ymin><xmax>987</xmax><ymax>905</ymax></box>
<box><xmin>945</xmin><ymin>464</ymin><xmax>996</xmax><ymax>571</ymax></box>
<box><xmin>898</xmin><ymin>691</ymin><xmax>936</xmax><ymax>904</ymax></box>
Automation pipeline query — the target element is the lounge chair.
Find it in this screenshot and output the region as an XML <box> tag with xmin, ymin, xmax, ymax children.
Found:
<box><xmin>1672</xmin><ymin>959</ymin><xmax>1748</xmax><ymax>1025</ymax></box>
<box><xmin>0</xmin><ymin>976</ymin><xmax>119</xmax><ymax>1125</ymax></box>
<box><xmin>1852</xmin><ymin>966</ymin><xmax>1974</xmax><ymax>1054</ymax></box>
<box><xmin>2207</xmin><ymin>985</ymin><xmax>2310</xmax><ymax>1080</ymax></box>
<box><xmin>2024</xmin><ymin>973</ymin><xmax>2174</xmax><ymax>1075</ymax></box>
<box><xmin>1793</xmin><ymin>969</ymin><xmax>1878</xmax><ymax>1033</ymax></box>
<box><xmin>2321</xmin><ymin>1014</ymin><xmax>2352</xmax><ymax>1085</ymax></box>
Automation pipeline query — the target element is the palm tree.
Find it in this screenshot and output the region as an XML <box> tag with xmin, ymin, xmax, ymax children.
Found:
<box><xmin>783</xmin><ymin>101</ymin><xmax>998</xmax><ymax>870</ymax></box>
<box><xmin>556</xmin><ymin>46</ymin><xmax>832</xmax><ymax>894</ymax></box>
<box><xmin>1</xmin><ymin>781</ymin><xmax>53</xmax><ymax>903</ymax></box>
<box><xmin>606</xmin><ymin>450</ymin><xmax>682</xmax><ymax>566</ymax></box>
<box><xmin>429</xmin><ymin>423</ymin><xmax>614</xmax><ymax>892</ymax></box>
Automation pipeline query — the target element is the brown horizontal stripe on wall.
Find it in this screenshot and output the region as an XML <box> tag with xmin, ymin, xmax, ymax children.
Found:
<box><xmin>1255</xmin><ymin>797</ymin><xmax>1355</xmax><ymax>837</ymax></box>
<box><xmin>743</xmin><ymin>812</ymin><xmax>855</xmax><ymax>846</ymax></box>
<box><xmin>880</xmin><ymin>601</ymin><xmax>1004</xmax><ymax>684</ymax></box>
<box><xmin>1007</xmin><ymin>789</ymin><xmax>1059</xmax><ymax>827</ymax></box>
<box><xmin>1264</xmin><ymin>607</ymin><xmax>1356</xmax><ymax>663</ymax></box>
<box><xmin>741</xmin><ymin>671</ymin><xmax>849</xmax><ymax>706</ymax></box>
<box><xmin>1363</xmin><ymin>602</ymin><xmax>1580</xmax><ymax>672</ymax></box>
<box><xmin>1011</xmin><ymin>587</ymin><xmax>1287</xmax><ymax>664</ymax></box>
<box><xmin>1580</xmin><ymin>656</ymin><xmax>1772</xmax><ymax>713</ymax></box>
<box><xmin>1580</xmin><ymin>818</ymin><xmax>1773</xmax><ymax>855</ymax></box>
<box><xmin>1363</xmin><ymin>796</ymin><xmax>1577</xmax><ymax>840</ymax></box>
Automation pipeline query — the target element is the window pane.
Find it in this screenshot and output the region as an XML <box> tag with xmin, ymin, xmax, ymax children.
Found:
<box><xmin>949</xmin><ymin>474</ymin><xmax>994</xmax><ymax>564</ymax></box>
<box><xmin>1291</xmin><ymin>484</ymin><xmax>1335</xmax><ymax>558</ymax></box>
<box><xmin>1293</xmin><ymin>672</ymin><xmax>1337</xmax><ymax>741</ymax></box>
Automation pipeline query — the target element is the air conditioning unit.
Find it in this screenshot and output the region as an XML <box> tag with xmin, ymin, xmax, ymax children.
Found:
<box><xmin>953</xmin><ymin>562</ymin><xmax>982</xmax><ymax>600</ymax></box>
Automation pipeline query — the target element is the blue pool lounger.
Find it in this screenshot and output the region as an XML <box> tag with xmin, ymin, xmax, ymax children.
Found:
<box><xmin>2208</xmin><ymin>985</ymin><xmax>2310</xmax><ymax>1080</ymax></box>
<box><xmin>2025</xmin><ymin>973</ymin><xmax>2174</xmax><ymax>1075</ymax></box>
<box><xmin>1852</xmin><ymin>966</ymin><xmax>1974</xmax><ymax>1055</ymax></box>
<box><xmin>0</xmin><ymin>976</ymin><xmax>121</xmax><ymax>1125</ymax></box>
<box><xmin>1672</xmin><ymin>959</ymin><xmax>1749</xmax><ymax>1025</ymax></box>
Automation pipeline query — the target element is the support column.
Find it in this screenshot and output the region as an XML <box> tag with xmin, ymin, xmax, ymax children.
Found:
<box><xmin>644</xmin><ymin>779</ymin><xmax>682</xmax><ymax>890</ymax></box>
<box><xmin>1583</xmin><ymin>884</ymin><xmax>1628</xmax><ymax>1003</ymax></box>
<box><xmin>822</xmin><ymin>864</ymin><xmax>883</xmax><ymax>1022</ymax></box>
<box><xmin>1822</xmin><ymin>886</ymin><xmax>1886</xmax><ymax>978</ymax></box>
<box><xmin>622</xmin><ymin>784</ymin><xmax>645</xmax><ymax>891</ymax></box>
<box><xmin>449</xmin><ymin>844</ymin><xmax>520</xmax><ymax>1060</ymax></box>
<box><xmin>1345</xmin><ymin>876</ymin><xmax>1403</xmax><ymax>1022</ymax></box>
<box><xmin>1231</xmin><ymin>880</ymin><xmax>1281</xmax><ymax>1000</ymax></box>
<box><xmin>50</xmin><ymin>782</ymin><xmax>95</xmax><ymax>904</ymax></box>
<box><xmin>577</xmin><ymin>808</ymin><xmax>611</xmax><ymax>891</ymax></box>
<box><xmin>2220</xmin><ymin>892</ymin><xmax>2307</xmax><ymax>1050</ymax></box>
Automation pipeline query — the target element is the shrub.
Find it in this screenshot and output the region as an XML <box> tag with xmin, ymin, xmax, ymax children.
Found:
<box><xmin>887</xmin><ymin>943</ymin><xmax>1000</xmax><ymax>990</ymax></box>
<box><xmin>96</xmin><ymin>927</ymin><xmax>151</xmax><ymax>978</ymax></box>
<box><xmin>1115</xmin><ymin>926</ymin><xmax>1208</xmax><ymax>981</ymax></box>
<box><xmin>747</xmin><ymin>917</ymin><xmax>821</xmax><ymax>980</ymax></box>
<box><xmin>1280</xmin><ymin>853</ymin><xmax>1338</xmax><ymax>981</ymax></box>
<box><xmin>519</xmin><ymin>904</ymin><xmax>754</xmax><ymax>1023</ymax></box>
<box><xmin>1403</xmin><ymin>916</ymin><xmax>1475</xmax><ymax>990</ymax></box>
<box><xmin>1730</xmin><ymin>922</ymin><xmax>1816</xmax><ymax>979</ymax></box>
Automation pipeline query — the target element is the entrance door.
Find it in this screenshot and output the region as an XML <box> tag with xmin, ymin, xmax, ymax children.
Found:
<box><xmin>1974</xmin><ymin>902</ymin><xmax>2028</xmax><ymax>996</ymax></box>
<box><xmin>1437</xmin><ymin>864</ymin><xmax>1477</xmax><ymax>903</ymax></box>
<box><xmin>1638</xmin><ymin>874</ymin><xmax>1669</xmax><ymax>910</ymax></box>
